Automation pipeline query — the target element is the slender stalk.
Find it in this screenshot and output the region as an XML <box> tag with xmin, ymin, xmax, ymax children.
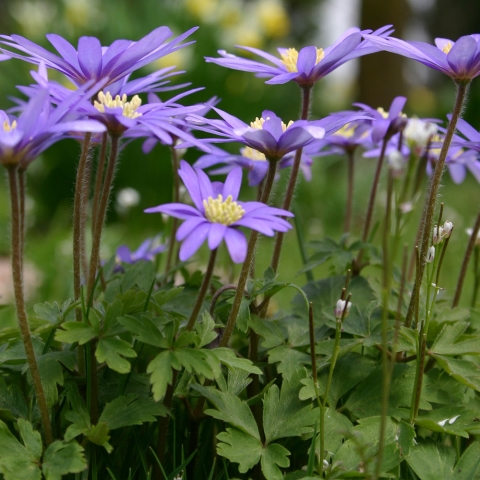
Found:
<box><xmin>472</xmin><ymin>247</ymin><xmax>480</xmax><ymax>308</ymax></box>
<box><xmin>270</xmin><ymin>86</ymin><xmax>312</xmax><ymax>274</ymax></box>
<box><xmin>410</xmin><ymin>332</ymin><xmax>426</xmax><ymax>424</ymax></box>
<box><xmin>91</xmin><ymin>132</ymin><xmax>108</xmax><ymax>237</ymax></box>
<box><xmin>406</xmin><ymin>82</ymin><xmax>469</xmax><ymax>325</ymax></box>
<box><xmin>344</xmin><ymin>150</ymin><xmax>355</xmax><ymax>234</ymax></box>
<box><xmin>87</xmin><ymin>134</ymin><xmax>119</xmax><ymax>302</ymax></box>
<box><xmin>7</xmin><ymin>166</ymin><xmax>53</xmax><ymax>445</ymax></box>
<box><xmin>353</xmin><ymin>137</ymin><xmax>389</xmax><ymax>275</ymax></box>
<box><xmin>18</xmin><ymin>168</ymin><xmax>26</xmax><ymax>270</ymax></box>
<box><xmin>293</xmin><ymin>204</ymin><xmax>314</xmax><ymax>283</ymax></box>
<box><xmin>219</xmin><ymin>160</ymin><xmax>277</xmax><ymax>348</ymax></box>
<box><xmin>185</xmin><ymin>248</ymin><xmax>218</xmax><ymax>331</ymax></box>
<box><xmin>86</xmin><ymin>134</ymin><xmax>119</xmax><ymax>425</ymax></box>
<box><xmin>453</xmin><ymin>209</ymin><xmax>480</xmax><ymax>307</ymax></box>
<box><xmin>164</xmin><ymin>144</ymin><xmax>181</xmax><ymax>277</ymax></box>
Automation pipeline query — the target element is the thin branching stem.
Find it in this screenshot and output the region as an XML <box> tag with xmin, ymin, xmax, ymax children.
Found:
<box><xmin>8</xmin><ymin>166</ymin><xmax>53</xmax><ymax>445</ymax></box>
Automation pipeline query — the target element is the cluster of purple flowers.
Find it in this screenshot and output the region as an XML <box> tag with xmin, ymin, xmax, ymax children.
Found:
<box><xmin>2</xmin><ymin>23</ymin><xmax>480</xmax><ymax>267</ymax></box>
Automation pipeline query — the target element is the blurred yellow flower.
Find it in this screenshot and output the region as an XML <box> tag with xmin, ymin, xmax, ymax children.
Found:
<box><xmin>255</xmin><ymin>0</ymin><xmax>290</xmax><ymax>38</ymax></box>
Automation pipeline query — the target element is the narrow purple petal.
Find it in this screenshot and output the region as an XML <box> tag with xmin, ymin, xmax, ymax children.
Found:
<box><xmin>297</xmin><ymin>46</ymin><xmax>317</xmax><ymax>75</ymax></box>
<box><xmin>46</xmin><ymin>34</ymin><xmax>81</xmax><ymax>71</ymax></box>
<box><xmin>144</xmin><ymin>202</ymin><xmax>201</xmax><ymax>219</ymax></box>
<box><xmin>447</xmin><ymin>36</ymin><xmax>478</xmax><ymax>78</ymax></box>
<box><xmin>179</xmin><ymin>222</ymin><xmax>210</xmax><ymax>261</ymax></box>
<box><xmin>77</xmin><ymin>37</ymin><xmax>103</xmax><ymax>80</ymax></box>
<box><xmin>224</xmin><ymin>228</ymin><xmax>247</xmax><ymax>263</ymax></box>
<box><xmin>177</xmin><ymin>217</ymin><xmax>208</xmax><ymax>241</ymax></box>
<box><xmin>208</xmin><ymin>223</ymin><xmax>227</xmax><ymax>249</ymax></box>
<box><xmin>222</xmin><ymin>167</ymin><xmax>242</xmax><ymax>200</ymax></box>
<box><xmin>196</xmin><ymin>167</ymin><xmax>215</xmax><ymax>201</ymax></box>
<box><xmin>178</xmin><ymin>160</ymin><xmax>205</xmax><ymax>211</ymax></box>
<box><xmin>117</xmin><ymin>245</ymin><xmax>133</xmax><ymax>263</ymax></box>
<box><xmin>388</xmin><ymin>96</ymin><xmax>407</xmax><ymax>119</ymax></box>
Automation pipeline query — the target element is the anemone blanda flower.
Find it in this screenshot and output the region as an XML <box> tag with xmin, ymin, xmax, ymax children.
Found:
<box><xmin>354</xmin><ymin>96</ymin><xmax>408</xmax><ymax>144</ymax></box>
<box><xmin>144</xmin><ymin>161</ymin><xmax>293</xmax><ymax>263</ymax></box>
<box><xmin>0</xmin><ymin>26</ymin><xmax>198</xmax><ymax>90</ymax></box>
<box><xmin>0</xmin><ymin>85</ymin><xmax>106</xmax><ymax>169</ymax></box>
<box><xmin>362</xmin><ymin>33</ymin><xmax>480</xmax><ymax>82</ymax></box>
<box><xmin>187</xmin><ymin>108</ymin><xmax>324</xmax><ymax>161</ymax></box>
<box><xmin>205</xmin><ymin>25</ymin><xmax>393</xmax><ymax>87</ymax></box>
<box><xmin>193</xmin><ymin>112</ymin><xmax>362</xmax><ymax>185</ymax></box>
<box><xmin>116</xmin><ymin>237</ymin><xmax>166</xmax><ymax>265</ymax></box>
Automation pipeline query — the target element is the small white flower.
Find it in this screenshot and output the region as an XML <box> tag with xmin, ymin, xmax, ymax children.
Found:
<box><xmin>116</xmin><ymin>187</ymin><xmax>140</xmax><ymax>212</ymax></box>
<box><xmin>387</xmin><ymin>150</ymin><xmax>405</xmax><ymax>175</ymax></box>
<box><xmin>442</xmin><ymin>221</ymin><xmax>453</xmax><ymax>239</ymax></box>
<box><xmin>433</xmin><ymin>225</ymin><xmax>443</xmax><ymax>245</ymax></box>
<box><xmin>404</xmin><ymin>117</ymin><xmax>438</xmax><ymax>150</ymax></box>
<box><xmin>335</xmin><ymin>299</ymin><xmax>351</xmax><ymax>319</ymax></box>
<box><xmin>400</xmin><ymin>201</ymin><xmax>413</xmax><ymax>214</ymax></box>
<box><xmin>426</xmin><ymin>246</ymin><xmax>435</xmax><ymax>263</ymax></box>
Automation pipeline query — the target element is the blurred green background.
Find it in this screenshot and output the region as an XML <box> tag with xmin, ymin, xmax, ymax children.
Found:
<box><xmin>0</xmin><ymin>0</ymin><xmax>480</xmax><ymax>320</ymax></box>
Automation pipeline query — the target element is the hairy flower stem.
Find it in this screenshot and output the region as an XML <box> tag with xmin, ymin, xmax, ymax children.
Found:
<box><xmin>452</xmin><ymin>209</ymin><xmax>480</xmax><ymax>307</ymax></box>
<box><xmin>73</xmin><ymin>133</ymin><xmax>93</xmax><ymax>375</ymax></box>
<box><xmin>270</xmin><ymin>86</ymin><xmax>311</xmax><ymax>274</ymax></box>
<box><xmin>406</xmin><ymin>82</ymin><xmax>469</xmax><ymax>325</ymax></box>
<box><xmin>344</xmin><ymin>150</ymin><xmax>355</xmax><ymax>235</ymax></box>
<box><xmin>7</xmin><ymin>167</ymin><xmax>53</xmax><ymax>445</ymax></box>
<box><xmin>185</xmin><ymin>248</ymin><xmax>218</xmax><ymax>331</ymax></box>
<box><xmin>164</xmin><ymin>144</ymin><xmax>181</xmax><ymax>278</ymax></box>
<box><xmin>86</xmin><ymin>134</ymin><xmax>119</xmax><ymax>424</ymax></box>
<box><xmin>353</xmin><ymin>137</ymin><xmax>389</xmax><ymax>275</ymax></box>
<box><xmin>91</xmin><ymin>132</ymin><xmax>108</xmax><ymax>237</ymax></box>
<box><xmin>410</xmin><ymin>332</ymin><xmax>426</xmax><ymax>424</ymax></box>
<box><xmin>219</xmin><ymin>160</ymin><xmax>277</xmax><ymax>348</ymax></box>
<box><xmin>18</xmin><ymin>169</ymin><xmax>26</xmax><ymax>269</ymax></box>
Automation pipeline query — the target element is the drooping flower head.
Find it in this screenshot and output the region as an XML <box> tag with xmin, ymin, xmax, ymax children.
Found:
<box><xmin>205</xmin><ymin>25</ymin><xmax>393</xmax><ymax>87</ymax></box>
<box><xmin>0</xmin><ymin>26</ymin><xmax>198</xmax><ymax>90</ymax></box>
<box><xmin>187</xmin><ymin>108</ymin><xmax>325</xmax><ymax>161</ymax></box>
<box><xmin>145</xmin><ymin>161</ymin><xmax>293</xmax><ymax>263</ymax></box>
<box><xmin>362</xmin><ymin>33</ymin><xmax>480</xmax><ymax>82</ymax></box>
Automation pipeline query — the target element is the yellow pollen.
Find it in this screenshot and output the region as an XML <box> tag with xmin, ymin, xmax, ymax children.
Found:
<box><xmin>333</xmin><ymin>123</ymin><xmax>356</xmax><ymax>138</ymax></box>
<box><xmin>241</xmin><ymin>146</ymin><xmax>267</xmax><ymax>161</ymax></box>
<box><xmin>94</xmin><ymin>91</ymin><xmax>142</xmax><ymax>119</ymax></box>
<box><xmin>442</xmin><ymin>41</ymin><xmax>453</xmax><ymax>54</ymax></box>
<box><xmin>376</xmin><ymin>107</ymin><xmax>407</xmax><ymax>119</ymax></box>
<box><xmin>280</xmin><ymin>47</ymin><xmax>324</xmax><ymax>73</ymax></box>
<box><xmin>250</xmin><ymin>116</ymin><xmax>293</xmax><ymax>131</ymax></box>
<box><xmin>3</xmin><ymin>119</ymin><xmax>17</xmax><ymax>132</ymax></box>
<box><xmin>203</xmin><ymin>194</ymin><xmax>245</xmax><ymax>225</ymax></box>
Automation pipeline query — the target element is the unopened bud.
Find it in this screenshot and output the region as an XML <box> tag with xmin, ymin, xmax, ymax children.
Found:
<box><xmin>433</xmin><ymin>226</ymin><xmax>443</xmax><ymax>245</ymax></box>
<box><xmin>335</xmin><ymin>299</ymin><xmax>351</xmax><ymax>319</ymax></box>
<box><xmin>442</xmin><ymin>221</ymin><xmax>453</xmax><ymax>238</ymax></box>
<box><xmin>426</xmin><ymin>246</ymin><xmax>435</xmax><ymax>263</ymax></box>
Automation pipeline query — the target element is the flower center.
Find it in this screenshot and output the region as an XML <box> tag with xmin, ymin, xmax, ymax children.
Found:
<box><xmin>2</xmin><ymin>119</ymin><xmax>17</xmax><ymax>132</ymax></box>
<box><xmin>442</xmin><ymin>41</ymin><xmax>453</xmax><ymax>54</ymax></box>
<box><xmin>250</xmin><ymin>116</ymin><xmax>293</xmax><ymax>131</ymax></box>
<box><xmin>241</xmin><ymin>146</ymin><xmax>267</xmax><ymax>161</ymax></box>
<box><xmin>94</xmin><ymin>91</ymin><xmax>142</xmax><ymax>119</ymax></box>
<box><xmin>203</xmin><ymin>194</ymin><xmax>245</xmax><ymax>225</ymax></box>
<box><xmin>280</xmin><ymin>47</ymin><xmax>324</xmax><ymax>73</ymax></box>
<box><xmin>333</xmin><ymin>123</ymin><xmax>356</xmax><ymax>138</ymax></box>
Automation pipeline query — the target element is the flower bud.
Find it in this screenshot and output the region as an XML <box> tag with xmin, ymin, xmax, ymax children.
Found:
<box><xmin>426</xmin><ymin>246</ymin><xmax>435</xmax><ymax>263</ymax></box>
<box><xmin>335</xmin><ymin>299</ymin><xmax>351</xmax><ymax>319</ymax></box>
<box><xmin>433</xmin><ymin>226</ymin><xmax>443</xmax><ymax>245</ymax></box>
<box><xmin>442</xmin><ymin>221</ymin><xmax>453</xmax><ymax>239</ymax></box>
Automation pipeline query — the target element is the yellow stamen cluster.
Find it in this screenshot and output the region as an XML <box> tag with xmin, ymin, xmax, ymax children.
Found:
<box><xmin>242</xmin><ymin>146</ymin><xmax>267</xmax><ymax>161</ymax></box>
<box><xmin>376</xmin><ymin>107</ymin><xmax>407</xmax><ymax>120</ymax></box>
<box><xmin>280</xmin><ymin>47</ymin><xmax>324</xmax><ymax>73</ymax></box>
<box><xmin>442</xmin><ymin>41</ymin><xmax>453</xmax><ymax>54</ymax></box>
<box><xmin>203</xmin><ymin>194</ymin><xmax>245</xmax><ymax>225</ymax></box>
<box><xmin>3</xmin><ymin>119</ymin><xmax>17</xmax><ymax>132</ymax></box>
<box><xmin>333</xmin><ymin>123</ymin><xmax>356</xmax><ymax>138</ymax></box>
<box><xmin>94</xmin><ymin>91</ymin><xmax>142</xmax><ymax>119</ymax></box>
<box><xmin>250</xmin><ymin>116</ymin><xmax>293</xmax><ymax>132</ymax></box>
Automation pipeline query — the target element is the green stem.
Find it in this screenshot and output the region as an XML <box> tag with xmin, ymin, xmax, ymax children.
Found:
<box><xmin>91</xmin><ymin>132</ymin><xmax>108</xmax><ymax>238</ymax></box>
<box><xmin>453</xmin><ymin>209</ymin><xmax>480</xmax><ymax>307</ymax></box>
<box><xmin>406</xmin><ymin>82</ymin><xmax>469</xmax><ymax>325</ymax></box>
<box><xmin>270</xmin><ymin>86</ymin><xmax>312</xmax><ymax>274</ymax></box>
<box><xmin>219</xmin><ymin>159</ymin><xmax>277</xmax><ymax>348</ymax></box>
<box><xmin>293</xmin><ymin>204</ymin><xmax>314</xmax><ymax>283</ymax></box>
<box><xmin>18</xmin><ymin>168</ymin><xmax>26</xmax><ymax>271</ymax></box>
<box><xmin>7</xmin><ymin>166</ymin><xmax>53</xmax><ymax>445</ymax></box>
<box><xmin>185</xmin><ymin>248</ymin><xmax>218</xmax><ymax>331</ymax></box>
<box><xmin>353</xmin><ymin>137</ymin><xmax>389</xmax><ymax>275</ymax></box>
<box><xmin>472</xmin><ymin>247</ymin><xmax>480</xmax><ymax>308</ymax></box>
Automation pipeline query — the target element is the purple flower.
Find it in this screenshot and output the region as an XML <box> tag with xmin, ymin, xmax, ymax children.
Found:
<box><xmin>362</xmin><ymin>33</ymin><xmax>480</xmax><ymax>82</ymax></box>
<box><xmin>0</xmin><ymin>85</ymin><xmax>106</xmax><ymax>169</ymax></box>
<box><xmin>353</xmin><ymin>96</ymin><xmax>408</xmax><ymax>144</ymax></box>
<box><xmin>116</xmin><ymin>237</ymin><xmax>166</xmax><ymax>265</ymax></box>
<box><xmin>205</xmin><ymin>25</ymin><xmax>393</xmax><ymax>87</ymax></box>
<box><xmin>144</xmin><ymin>161</ymin><xmax>293</xmax><ymax>263</ymax></box>
<box><xmin>0</xmin><ymin>27</ymin><xmax>198</xmax><ymax>90</ymax></box>
<box><xmin>187</xmin><ymin>108</ymin><xmax>325</xmax><ymax>161</ymax></box>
